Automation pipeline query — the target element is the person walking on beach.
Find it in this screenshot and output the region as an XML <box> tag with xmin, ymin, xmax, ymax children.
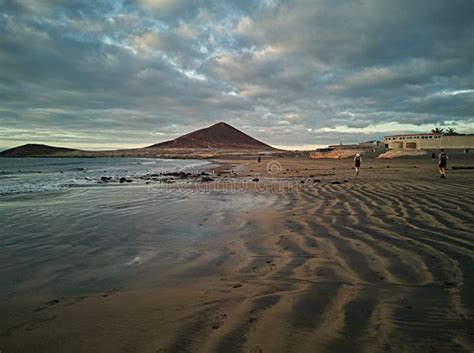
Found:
<box><xmin>438</xmin><ymin>149</ymin><xmax>448</xmax><ymax>178</ymax></box>
<box><xmin>354</xmin><ymin>153</ymin><xmax>362</xmax><ymax>176</ymax></box>
<box><xmin>257</xmin><ymin>155</ymin><xmax>261</xmax><ymax>167</ymax></box>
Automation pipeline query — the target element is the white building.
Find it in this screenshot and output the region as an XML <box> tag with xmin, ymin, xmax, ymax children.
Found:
<box><xmin>384</xmin><ymin>133</ymin><xmax>474</xmax><ymax>150</ymax></box>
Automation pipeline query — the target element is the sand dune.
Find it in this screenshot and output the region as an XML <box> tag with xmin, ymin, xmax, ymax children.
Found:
<box><xmin>377</xmin><ymin>149</ymin><xmax>427</xmax><ymax>159</ymax></box>
<box><xmin>1</xmin><ymin>158</ymin><xmax>473</xmax><ymax>352</ymax></box>
<box><xmin>309</xmin><ymin>148</ymin><xmax>366</xmax><ymax>159</ymax></box>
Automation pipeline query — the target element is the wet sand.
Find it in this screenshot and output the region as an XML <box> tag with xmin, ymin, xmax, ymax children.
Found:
<box><xmin>1</xmin><ymin>157</ymin><xmax>473</xmax><ymax>352</ymax></box>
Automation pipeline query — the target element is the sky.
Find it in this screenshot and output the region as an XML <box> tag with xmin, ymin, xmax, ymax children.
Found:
<box><xmin>0</xmin><ymin>0</ymin><xmax>473</xmax><ymax>151</ymax></box>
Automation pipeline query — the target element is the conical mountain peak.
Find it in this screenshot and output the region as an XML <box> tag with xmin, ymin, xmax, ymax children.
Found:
<box><xmin>148</xmin><ymin>122</ymin><xmax>275</xmax><ymax>150</ymax></box>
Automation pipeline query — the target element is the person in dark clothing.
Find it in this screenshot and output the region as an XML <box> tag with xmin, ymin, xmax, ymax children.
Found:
<box><xmin>354</xmin><ymin>153</ymin><xmax>361</xmax><ymax>176</ymax></box>
<box><xmin>431</xmin><ymin>152</ymin><xmax>436</xmax><ymax>160</ymax></box>
<box><xmin>257</xmin><ymin>155</ymin><xmax>261</xmax><ymax>166</ymax></box>
<box><xmin>437</xmin><ymin>149</ymin><xmax>448</xmax><ymax>178</ymax></box>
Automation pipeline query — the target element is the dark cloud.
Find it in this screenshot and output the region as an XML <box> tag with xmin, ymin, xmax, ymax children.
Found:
<box><xmin>0</xmin><ymin>0</ymin><xmax>473</xmax><ymax>150</ymax></box>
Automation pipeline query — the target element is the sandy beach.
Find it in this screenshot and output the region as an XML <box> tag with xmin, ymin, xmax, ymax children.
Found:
<box><xmin>3</xmin><ymin>0</ymin><xmax>473</xmax><ymax>350</ymax></box>
<box><xmin>1</xmin><ymin>157</ymin><xmax>473</xmax><ymax>353</ymax></box>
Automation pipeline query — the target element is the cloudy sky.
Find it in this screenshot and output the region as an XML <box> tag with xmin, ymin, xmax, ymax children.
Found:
<box><xmin>1</xmin><ymin>0</ymin><xmax>473</xmax><ymax>150</ymax></box>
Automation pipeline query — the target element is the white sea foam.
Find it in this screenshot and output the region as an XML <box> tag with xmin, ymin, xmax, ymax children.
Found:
<box><xmin>0</xmin><ymin>158</ymin><xmax>211</xmax><ymax>195</ymax></box>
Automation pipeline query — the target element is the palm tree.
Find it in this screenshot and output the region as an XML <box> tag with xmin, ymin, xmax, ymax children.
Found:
<box><xmin>431</xmin><ymin>127</ymin><xmax>444</xmax><ymax>135</ymax></box>
<box><xmin>444</xmin><ymin>127</ymin><xmax>459</xmax><ymax>135</ymax></box>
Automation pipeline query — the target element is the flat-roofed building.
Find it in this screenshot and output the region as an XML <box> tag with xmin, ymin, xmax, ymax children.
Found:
<box><xmin>384</xmin><ymin>133</ymin><xmax>474</xmax><ymax>150</ymax></box>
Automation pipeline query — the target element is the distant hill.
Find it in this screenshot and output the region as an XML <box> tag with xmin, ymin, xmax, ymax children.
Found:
<box><xmin>0</xmin><ymin>123</ymin><xmax>278</xmax><ymax>158</ymax></box>
<box><xmin>147</xmin><ymin>122</ymin><xmax>276</xmax><ymax>150</ymax></box>
<box><xmin>0</xmin><ymin>144</ymin><xmax>77</xmax><ymax>157</ymax></box>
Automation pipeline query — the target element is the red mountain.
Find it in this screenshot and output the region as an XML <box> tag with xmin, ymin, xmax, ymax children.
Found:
<box><xmin>147</xmin><ymin>122</ymin><xmax>276</xmax><ymax>150</ymax></box>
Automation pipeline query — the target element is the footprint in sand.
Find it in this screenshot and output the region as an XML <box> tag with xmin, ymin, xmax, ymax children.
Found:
<box><xmin>248</xmin><ymin>317</ymin><xmax>258</xmax><ymax>325</ymax></box>
<box><xmin>211</xmin><ymin>314</ymin><xmax>227</xmax><ymax>329</ymax></box>
<box><xmin>25</xmin><ymin>315</ymin><xmax>57</xmax><ymax>331</ymax></box>
<box><xmin>276</xmin><ymin>235</ymin><xmax>287</xmax><ymax>248</ymax></box>
<box><xmin>265</xmin><ymin>257</ymin><xmax>277</xmax><ymax>270</ymax></box>
<box><xmin>33</xmin><ymin>299</ymin><xmax>59</xmax><ymax>312</ymax></box>
<box><xmin>101</xmin><ymin>288</ymin><xmax>119</xmax><ymax>298</ymax></box>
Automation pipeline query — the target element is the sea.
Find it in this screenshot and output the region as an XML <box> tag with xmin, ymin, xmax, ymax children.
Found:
<box><xmin>0</xmin><ymin>157</ymin><xmax>211</xmax><ymax>195</ymax></box>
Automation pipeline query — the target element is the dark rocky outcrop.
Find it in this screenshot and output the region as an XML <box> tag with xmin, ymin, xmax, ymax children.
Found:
<box><xmin>201</xmin><ymin>176</ymin><xmax>214</xmax><ymax>182</ymax></box>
